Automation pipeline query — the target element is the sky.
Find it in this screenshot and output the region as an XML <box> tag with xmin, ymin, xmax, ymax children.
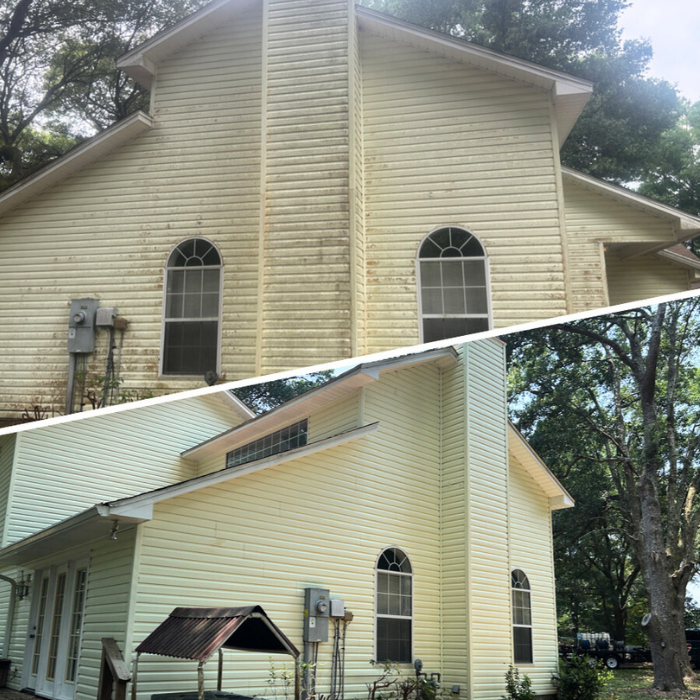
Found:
<box><xmin>618</xmin><ymin>0</ymin><xmax>700</xmax><ymax>103</ymax></box>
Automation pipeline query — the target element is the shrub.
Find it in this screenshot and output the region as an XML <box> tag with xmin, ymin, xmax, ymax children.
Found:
<box><xmin>552</xmin><ymin>655</ymin><xmax>612</xmax><ymax>700</ymax></box>
<box><xmin>502</xmin><ymin>666</ymin><xmax>535</xmax><ymax>700</ymax></box>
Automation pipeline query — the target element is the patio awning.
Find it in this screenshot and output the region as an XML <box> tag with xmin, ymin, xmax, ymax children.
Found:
<box><xmin>135</xmin><ymin>606</ymin><xmax>299</xmax><ymax>662</ymax></box>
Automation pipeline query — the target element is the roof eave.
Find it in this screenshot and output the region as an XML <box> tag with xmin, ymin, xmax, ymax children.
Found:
<box><xmin>117</xmin><ymin>0</ymin><xmax>258</xmax><ymax>89</ymax></box>
<box><xmin>183</xmin><ymin>346</ymin><xmax>458</xmax><ymax>460</ymax></box>
<box><xmin>0</xmin><ymin>111</ymin><xmax>154</xmax><ymax>218</ymax></box>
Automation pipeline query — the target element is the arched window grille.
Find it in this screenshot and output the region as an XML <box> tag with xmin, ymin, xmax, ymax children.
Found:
<box><xmin>376</xmin><ymin>547</ymin><xmax>412</xmax><ymax>663</ymax></box>
<box><xmin>162</xmin><ymin>238</ymin><xmax>222</xmax><ymax>375</ymax></box>
<box><xmin>512</xmin><ymin>569</ymin><xmax>533</xmax><ymax>664</ymax></box>
<box><xmin>418</xmin><ymin>227</ymin><xmax>490</xmax><ymax>342</ymax></box>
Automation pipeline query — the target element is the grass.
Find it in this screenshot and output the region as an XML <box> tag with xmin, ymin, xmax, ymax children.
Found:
<box><xmin>605</xmin><ymin>666</ymin><xmax>700</xmax><ymax>700</ymax></box>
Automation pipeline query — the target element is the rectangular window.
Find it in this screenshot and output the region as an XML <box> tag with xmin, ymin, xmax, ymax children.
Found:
<box><xmin>226</xmin><ymin>420</ymin><xmax>308</xmax><ymax>468</ymax></box>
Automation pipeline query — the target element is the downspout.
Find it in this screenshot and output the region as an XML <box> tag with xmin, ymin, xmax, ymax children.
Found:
<box><xmin>0</xmin><ymin>574</ymin><xmax>17</xmax><ymax>658</ymax></box>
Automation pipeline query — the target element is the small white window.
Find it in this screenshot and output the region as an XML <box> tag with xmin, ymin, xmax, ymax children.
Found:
<box><xmin>512</xmin><ymin>569</ymin><xmax>533</xmax><ymax>664</ymax></box>
<box><xmin>376</xmin><ymin>547</ymin><xmax>412</xmax><ymax>663</ymax></box>
<box><xmin>417</xmin><ymin>227</ymin><xmax>491</xmax><ymax>342</ymax></box>
<box><xmin>162</xmin><ymin>238</ymin><xmax>222</xmax><ymax>376</ymax></box>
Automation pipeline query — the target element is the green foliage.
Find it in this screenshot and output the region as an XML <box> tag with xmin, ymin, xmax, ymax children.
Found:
<box><xmin>501</xmin><ymin>666</ymin><xmax>535</xmax><ymax>700</ymax></box>
<box><xmin>233</xmin><ymin>371</ymin><xmax>335</xmax><ymax>414</ymax></box>
<box><xmin>638</xmin><ymin>100</ymin><xmax>700</xmax><ymax>222</ymax></box>
<box><xmin>552</xmin><ymin>656</ymin><xmax>612</xmax><ymax>700</ymax></box>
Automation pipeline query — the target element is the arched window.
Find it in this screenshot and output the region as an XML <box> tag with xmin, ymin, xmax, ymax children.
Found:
<box><xmin>512</xmin><ymin>569</ymin><xmax>533</xmax><ymax>664</ymax></box>
<box><xmin>417</xmin><ymin>227</ymin><xmax>490</xmax><ymax>342</ymax></box>
<box><xmin>376</xmin><ymin>547</ymin><xmax>412</xmax><ymax>663</ymax></box>
<box><xmin>162</xmin><ymin>238</ymin><xmax>222</xmax><ymax>376</ymax></box>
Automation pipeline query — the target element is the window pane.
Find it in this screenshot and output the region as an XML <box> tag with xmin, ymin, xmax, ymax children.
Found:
<box><xmin>377</xmin><ymin>618</ymin><xmax>411</xmax><ymax>664</ymax></box>
<box><xmin>166</xmin><ymin>293</ymin><xmax>184</xmax><ymax>319</ymax></box>
<box><xmin>461</xmin><ymin>236</ymin><xmax>484</xmax><ymax>257</ymax></box>
<box><xmin>441</xmin><ymin>261</ymin><xmax>464</xmax><ymax>287</ymax></box>
<box><xmin>422</xmin><ymin>288</ymin><xmax>444</xmax><ymax>315</ymax></box>
<box><xmin>423</xmin><ymin>317</ymin><xmax>489</xmax><ymax>342</ymax></box>
<box><xmin>167</xmin><ymin>269</ymin><xmax>185</xmax><ymax>294</ymax></box>
<box><xmin>201</xmin><ymin>292</ymin><xmax>220</xmax><ymax>318</ymax></box>
<box><xmin>203</xmin><ymin>269</ymin><xmax>221</xmax><ymax>293</ymax></box>
<box><xmin>514</xmin><ymin>627</ymin><xmax>533</xmax><ymax>664</ymax></box>
<box><xmin>449</xmin><ymin>228</ymin><xmax>470</xmax><ymax>249</ymax></box>
<box><xmin>163</xmin><ymin>321</ymin><xmax>218</xmax><ymax>374</ymax></box>
<box><xmin>377</xmin><ymin>593</ymin><xmax>389</xmax><ymax>615</ymax></box>
<box><xmin>463</xmin><ymin>260</ymin><xmax>486</xmax><ymax>286</ymax></box>
<box><xmin>443</xmin><ymin>288</ymin><xmax>466</xmax><ymax>315</ymax></box>
<box><xmin>420</xmin><ymin>261</ymin><xmax>442</xmax><ymax>287</ymax></box>
<box><xmin>465</xmin><ymin>287</ymin><xmax>488</xmax><ymax>314</ymax></box>
<box><xmin>184</xmin><ymin>269</ymin><xmax>203</xmax><ymax>294</ymax></box>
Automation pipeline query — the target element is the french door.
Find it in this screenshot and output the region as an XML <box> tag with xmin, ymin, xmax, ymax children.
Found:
<box><xmin>26</xmin><ymin>560</ymin><xmax>88</xmax><ymax>700</ymax></box>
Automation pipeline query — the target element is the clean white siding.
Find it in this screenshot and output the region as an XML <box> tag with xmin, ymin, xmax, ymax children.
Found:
<box><xmin>6</xmin><ymin>395</ymin><xmax>238</xmax><ymax>544</ymax></box>
<box><xmin>0</xmin><ymin>5</ymin><xmax>263</xmax><ymax>424</ymax></box>
<box><xmin>128</xmin><ymin>363</ymin><xmax>443</xmax><ymax>700</ymax></box>
<box><xmin>75</xmin><ymin>531</ymin><xmax>136</xmax><ymax>700</ymax></box>
<box><xmin>361</xmin><ymin>34</ymin><xmax>566</xmax><ymax>351</ymax></box>
<box><xmin>508</xmin><ymin>455</ymin><xmax>558</xmax><ymax>696</ymax></box>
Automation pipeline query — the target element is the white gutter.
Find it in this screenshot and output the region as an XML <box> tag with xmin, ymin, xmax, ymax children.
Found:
<box><xmin>0</xmin><ymin>575</ymin><xmax>16</xmax><ymax>658</ymax></box>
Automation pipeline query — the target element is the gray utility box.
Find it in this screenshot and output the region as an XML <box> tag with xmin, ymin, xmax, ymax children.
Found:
<box><xmin>303</xmin><ymin>588</ymin><xmax>330</xmax><ymax>643</ymax></box>
<box><xmin>68</xmin><ymin>298</ymin><xmax>99</xmax><ymax>353</ymax></box>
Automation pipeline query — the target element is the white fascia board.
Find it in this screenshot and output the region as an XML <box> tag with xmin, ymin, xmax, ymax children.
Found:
<box><xmin>356</xmin><ymin>6</ymin><xmax>592</xmax><ymax>143</ymax></box>
<box><xmin>182</xmin><ymin>346</ymin><xmax>457</xmax><ymax>461</ymax></box>
<box><xmin>216</xmin><ymin>391</ymin><xmax>256</xmax><ymax>419</ymax></box>
<box><xmin>0</xmin><ymin>111</ymin><xmax>154</xmax><ymax>218</ymax></box>
<box><xmin>117</xmin><ymin>0</ymin><xmax>258</xmax><ymax>89</ymax></box>
<box><xmin>562</xmin><ymin>168</ymin><xmax>700</xmax><ymax>234</ymax></box>
<box><xmin>508</xmin><ymin>421</ymin><xmax>574</xmax><ymax>509</ymax></box>
<box><xmin>109</xmin><ymin>422</ymin><xmax>380</xmax><ymax>513</ymax></box>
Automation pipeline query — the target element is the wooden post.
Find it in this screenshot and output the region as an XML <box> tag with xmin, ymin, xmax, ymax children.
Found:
<box><xmin>197</xmin><ymin>661</ymin><xmax>205</xmax><ymax>700</ymax></box>
<box><xmin>217</xmin><ymin>649</ymin><xmax>223</xmax><ymax>691</ymax></box>
<box><xmin>97</xmin><ymin>638</ymin><xmax>131</xmax><ymax>700</ymax></box>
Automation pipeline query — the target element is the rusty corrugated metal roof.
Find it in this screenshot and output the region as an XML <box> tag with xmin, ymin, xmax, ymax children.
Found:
<box><xmin>135</xmin><ymin>606</ymin><xmax>299</xmax><ymax>662</ymax></box>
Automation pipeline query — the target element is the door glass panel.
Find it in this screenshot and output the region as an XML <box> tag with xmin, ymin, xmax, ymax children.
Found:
<box><xmin>65</xmin><ymin>569</ymin><xmax>87</xmax><ymax>683</ymax></box>
<box><xmin>32</xmin><ymin>577</ymin><xmax>50</xmax><ymax>676</ymax></box>
<box><xmin>46</xmin><ymin>573</ymin><xmax>66</xmax><ymax>681</ymax></box>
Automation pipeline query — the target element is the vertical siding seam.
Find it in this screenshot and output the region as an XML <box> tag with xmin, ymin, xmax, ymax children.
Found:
<box><xmin>3</xmin><ymin>434</ymin><xmax>21</xmax><ymax>550</ymax></box>
<box><xmin>462</xmin><ymin>349</ymin><xmax>472</xmax><ymax>700</ymax></box>
<box><xmin>438</xmin><ymin>366</ymin><xmax>444</xmax><ymax>677</ymax></box>
<box><xmin>548</xmin><ymin>94</ymin><xmax>572</xmax><ymax>314</ymax></box>
<box><xmin>597</xmin><ymin>242</ymin><xmax>611</xmax><ymax>307</ymax></box>
<box><xmin>255</xmin><ymin>0</ymin><xmax>270</xmax><ymax>376</ymax></box>
<box><xmin>347</xmin><ymin>1</ymin><xmax>358</xmax><ymax>358</ymax></box>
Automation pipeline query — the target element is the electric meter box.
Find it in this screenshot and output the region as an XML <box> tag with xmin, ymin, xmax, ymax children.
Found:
<box><xmin>67</xmin><ymin>298</ymin><xmax>99</xmax><ymax>353</ymax></box>
<box><xmin>303</xmin><ymin>587</ymin><xmax>330</xmax><ymax>643</ymax></box>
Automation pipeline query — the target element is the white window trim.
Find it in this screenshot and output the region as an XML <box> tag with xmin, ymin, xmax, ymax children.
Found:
<box><xmin>159</xmin><ymin>237</ymin><xmax>224</xmax><ymax>378</ymax></box>
<box><xmin>416</xmin><ymin>226</ymin><xmax>493</xmax><ymax>344</ymax></box>
<box><xmin>511</xmin><ymin>567</ymin><xmax>534</xmax><ymax>666</ymax></box>
<box><xmin>374</xmin><ymin>546</ymin><xmax>414</xmax><ymax>665</ymax></box>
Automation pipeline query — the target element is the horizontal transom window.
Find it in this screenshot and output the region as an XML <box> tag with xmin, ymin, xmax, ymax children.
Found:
<box><xmin>226</xmin><ymin>419</ymin><xmax>309</xmax><ymax>468</ymax></box>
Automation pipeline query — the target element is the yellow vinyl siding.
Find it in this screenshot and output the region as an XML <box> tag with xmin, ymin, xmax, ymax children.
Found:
<box><xmin>361</xmin><ymin>35</ymin><xmax>566</xmax><ymax>350</ymax></box>
<box><xmin>5</xmin><ymin>396</ymin><xmax>238</xmax><ymax>544</ymax></box>
<box><xmin>462</xmin><ymin>342</ymin><xmax>511</xmax><ymax>700</ymax></box>
<box><xmin>508</xmin><ymin>455</ymin><xmax>558</xmax><ymax>695</ymax></box>
<box><xmin>0</xmin><ymin>6</ymin><xmax>263</xmax><ymax>422</ymax></box>
<box><xmin>562</xmin><ymin>178</ymin><xmax>684</xmax><ymax>310</ymax></box>
<box><xmin>260</xmin><ymin>0</ymin><xmax>354</xmax><ymax>372</ymax></box>
<box><xmin>605</xmin><ymin>252</ymin><xmax>690</xmax><ymax>305</ymax></box>
<box><xmin>128</xmin><ymin>364</ymin><xmax>442</xmax><ymax>699</ymax></box>
<box><xmin>75</xmin><ymin>531</ymin><xmax>136</xmax><ymax>700</ymax></box>
<box><xmin>0</xmin><ymin>434</ymin><xmax>16</xmax><ymax>545</ymax></box>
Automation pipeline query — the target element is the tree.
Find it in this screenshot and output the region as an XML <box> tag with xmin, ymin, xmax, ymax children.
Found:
<box><xmin>0</xmin><ymin>0</ymin><xmax>205</xmax><ymax>189</ymax></box>
<box><xmin>638</xmin><ymin>100</ymin><xmax>700</xmax><ymax>218</ymax></box>
<box><xmin>508</xmin><ymin>300</ymin><xmax>700</xmax><ymax>690</ymax></box>
<box><xmin>233</xmin><ymin>371</ymin><xmax>334</xmax><ymax>414</ymax></box>
<box><xmin>360</xmin><ymin>0</ymin><xmax>681</xmax><ymax>183</ymax></box>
